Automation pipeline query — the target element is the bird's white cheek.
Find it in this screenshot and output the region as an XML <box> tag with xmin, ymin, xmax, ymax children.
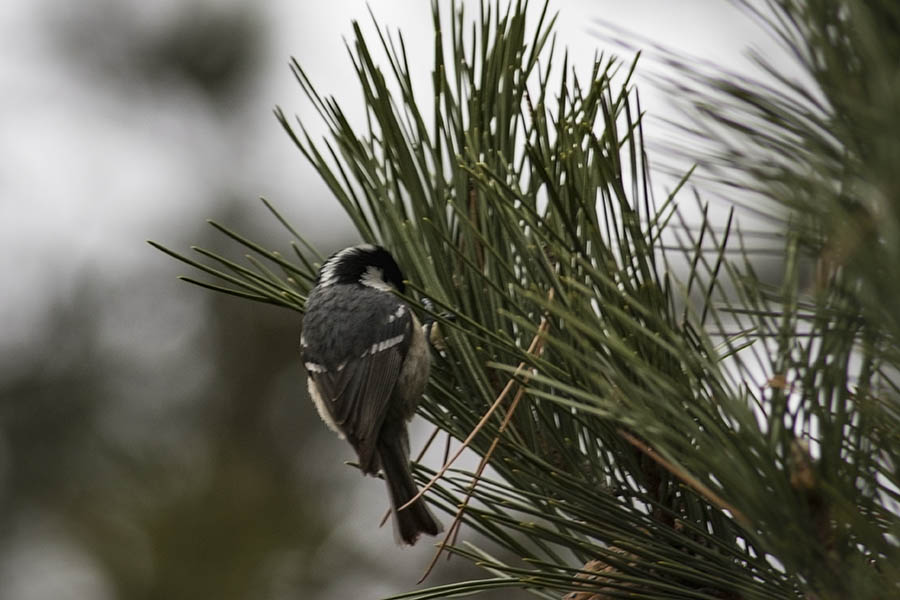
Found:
<box><xmin>308</xmin><ymin>379</ymin><xmax>345</xmax><ymax>439</ymax></box>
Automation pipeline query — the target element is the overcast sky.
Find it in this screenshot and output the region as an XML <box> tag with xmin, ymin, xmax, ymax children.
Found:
<box><xmin>1</xmin><ymin>1</ymin><xmax>776</xmax><ymax>353</ymax></box>
<box><xmin>0</xmin><ymin>2</ymin><xmax>787</xmax><ymax>598</ymax></box>
<box><xmin>0</xmin><ymin>0</ymin><xmax>783</xmax><ymax>380</ymax></box>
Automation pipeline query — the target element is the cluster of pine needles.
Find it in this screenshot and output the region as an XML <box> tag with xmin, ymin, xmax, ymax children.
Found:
<box><xmin>152</xmin><ymin>1</ymin><xmax>900</xmax><ymax>598</ymax></box>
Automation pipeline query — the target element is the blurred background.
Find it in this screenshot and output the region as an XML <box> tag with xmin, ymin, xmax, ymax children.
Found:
<box><xmin>0</xmin><ymin>1</ymin><xmax>777</xmax><ymax>598</ymax></box>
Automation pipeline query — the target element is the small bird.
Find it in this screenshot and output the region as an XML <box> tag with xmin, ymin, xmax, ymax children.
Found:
<box><xmin>300</xmin><ymin>244</ymin><xmax>442</xmax><ymax>545</ymax></box>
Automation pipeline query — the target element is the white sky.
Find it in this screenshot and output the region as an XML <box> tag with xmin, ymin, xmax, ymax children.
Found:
<box><xmin>0</xmin><ymin>0</ymin><xmax>779</xmax><ymax>343</ymax></box>
<box><xmin>0</xmin><ymin>1</ymin><xmax>789</xmax><ymax>597</ymax></box>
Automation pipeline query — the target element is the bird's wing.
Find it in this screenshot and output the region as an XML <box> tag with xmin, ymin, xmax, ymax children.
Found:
<box><xmin>305</xmin><ymin>305</ymin><xmax>412</xmax><ymax>473</ymax></box>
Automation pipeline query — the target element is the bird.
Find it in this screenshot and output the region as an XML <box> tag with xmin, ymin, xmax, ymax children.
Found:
<box><xmin>300</xmin><ymin>244</ymin><xmax>442</xmax><ymax>545</ymax></box>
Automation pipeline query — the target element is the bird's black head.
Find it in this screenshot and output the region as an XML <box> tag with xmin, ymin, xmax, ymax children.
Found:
<box><xmin>317</xmin><ymin>244</ymin><xmax>406</xmax><ymax>293</ymax></box>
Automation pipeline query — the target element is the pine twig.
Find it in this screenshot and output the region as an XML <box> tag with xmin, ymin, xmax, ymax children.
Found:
<box><xmin>418</xmin><ymin>289</ymin><xmax>554</xmax><ymax>583</ymax></box>
<box><xmin>618</xmin><ymin>430</ymin><xmax>750</xmax><ymax>530</ymax></box>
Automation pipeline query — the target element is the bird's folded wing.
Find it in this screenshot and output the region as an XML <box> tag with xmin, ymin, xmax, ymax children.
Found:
<box><xmin>307</xmin><ymin>313</ymin><xmax>411</xmax><ymax>472</ymax></box>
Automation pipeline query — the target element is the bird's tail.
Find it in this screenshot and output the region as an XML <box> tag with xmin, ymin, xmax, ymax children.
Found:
<box><xmin>377</xmin><ymin>437</ymin><xmax>443</xmax><ymax>545</ymax></box>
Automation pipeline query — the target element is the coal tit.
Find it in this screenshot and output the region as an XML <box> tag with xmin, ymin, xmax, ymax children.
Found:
<box><xmin>301</xmin><ymin>244</ymin><xmax>442</xmax><ymax>545</ymax></box>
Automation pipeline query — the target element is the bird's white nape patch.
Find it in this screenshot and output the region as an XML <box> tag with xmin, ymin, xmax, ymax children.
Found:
<box><xmin>363</xmin><ymin>333</ymin><xmax>405</xmax><ymax>356</ymax></box>
<box><xmin>319</xmin><ymin>244</ymin><xmax>376</xmax><ymax>287</ymax></box>
<box><xmin>300</xmin><ymin>333</ymin><xmax>307</xmax><ymax>348</ymax></box>
<box><xmin>360</xmin><ymin>265</ymin><xmax>394</xmax><ymax>292</ymax></box>
<box><xmin>304</xmin><ymin>361</ymin><xmax>327</xmax><ymax>373</ymax></box>
<box><xmin>386</xmin><ymin>305</ymin><xmax>406</xmax><ymax>323</ymax></box>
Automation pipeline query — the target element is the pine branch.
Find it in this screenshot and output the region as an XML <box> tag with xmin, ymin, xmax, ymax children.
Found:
<box><xmin>151</xmin><ymin>0</ymin><xmax>899</xmax><ymax>598</ymax></box>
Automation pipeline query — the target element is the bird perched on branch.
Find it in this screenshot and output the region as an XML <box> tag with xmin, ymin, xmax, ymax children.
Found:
<box><xmin>300</xmin><ymin>244</ymin><xmax>442</xmax><ymax>545</ymax></box>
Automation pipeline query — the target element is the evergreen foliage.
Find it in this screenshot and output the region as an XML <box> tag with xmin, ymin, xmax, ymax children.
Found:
<box><xmin>151</xmin><ymin>1</ymin><xmax>900</xmax><ymax>597</ymax></box>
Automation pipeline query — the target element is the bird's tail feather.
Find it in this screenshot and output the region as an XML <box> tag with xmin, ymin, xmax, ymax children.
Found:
<box><xmin>377</xmin><ymin>438</ymin><xmax>442</xmax><ymax>545</ymax></box>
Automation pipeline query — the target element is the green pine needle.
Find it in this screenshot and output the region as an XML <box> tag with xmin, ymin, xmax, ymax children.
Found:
<box><xmin>151</xmin><ymin>0</ymin><xmax>900</xmax><ymax>598</ymax></box>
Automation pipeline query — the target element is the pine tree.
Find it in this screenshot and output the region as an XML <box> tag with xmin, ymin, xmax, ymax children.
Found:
<box><xmin>152</xmin><ymin>1</ymin><xmax>900</xmax><ymax>598</ymax></box>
